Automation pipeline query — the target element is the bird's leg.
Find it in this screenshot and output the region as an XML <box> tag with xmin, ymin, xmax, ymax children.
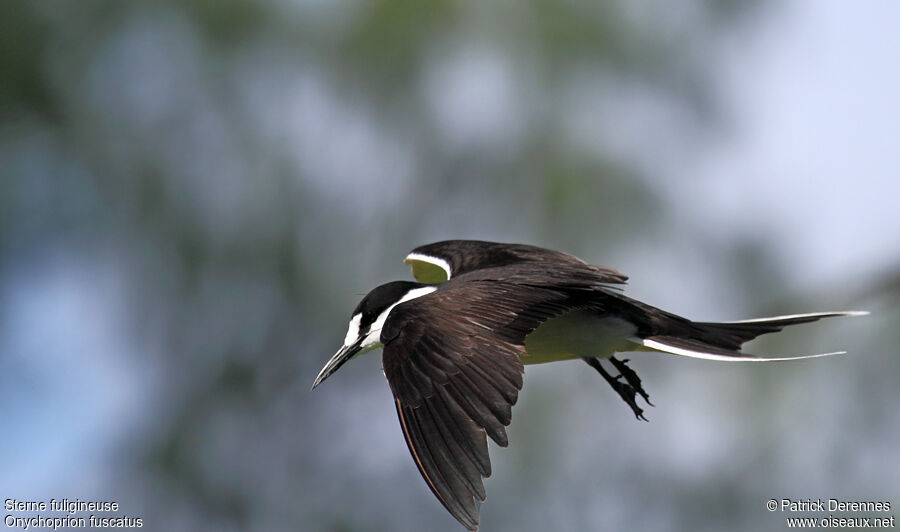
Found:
<box><xmin>608</xmin><ymin>356</ymin><xmax>652</xmax><ymax>406</ymax></box>
<box><xmin>581</xmin><ymin>357</ymin><xmax>649</xmax><ymax>421</ymax></box>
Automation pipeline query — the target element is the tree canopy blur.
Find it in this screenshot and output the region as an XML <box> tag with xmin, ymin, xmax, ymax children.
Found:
<box><xmin>1</xmin><ymin>1</ymin><xmax>896</xmax><ymax>531</ymax></box>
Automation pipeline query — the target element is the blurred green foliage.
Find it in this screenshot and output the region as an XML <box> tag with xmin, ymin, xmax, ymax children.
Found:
<box><xmin>2</xmin><ymin>1</ymin><xmax>896</xmax><ymax>531</ymax></box>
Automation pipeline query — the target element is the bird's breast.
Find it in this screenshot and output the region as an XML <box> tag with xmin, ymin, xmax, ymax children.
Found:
<box><xmin>522</xmin><ymin>310</ymin><xmax>638</xmax><ymax>364</ymax></box>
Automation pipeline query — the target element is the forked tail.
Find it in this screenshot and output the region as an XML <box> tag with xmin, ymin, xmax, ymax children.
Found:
<box><xmin>634</xmin><ymin>311</ymin><xmax>868</xmax><ymax>362</ymax></box>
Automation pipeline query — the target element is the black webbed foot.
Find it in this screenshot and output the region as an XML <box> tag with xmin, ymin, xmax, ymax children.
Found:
<box><xmin>582</xmin><ymin>357</ymin><xmax>652</xmax><ymax>421</ymax></box>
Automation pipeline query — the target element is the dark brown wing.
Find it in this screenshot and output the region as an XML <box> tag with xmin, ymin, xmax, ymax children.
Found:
<box><xmin>408</xmin><ymin>240</ymin><xmax>628</xmax><ymax>287</ymax></box>
<box><xmin>380</xmin><ymin>281</ymin><xmax>575</xmax><ymax>530</ymax></box>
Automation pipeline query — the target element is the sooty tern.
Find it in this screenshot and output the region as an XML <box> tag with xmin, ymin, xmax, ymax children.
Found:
<box><xmin>312</xmin><ymin>240</ymin><xmax>866</xmax><ymax>530</ymax></box>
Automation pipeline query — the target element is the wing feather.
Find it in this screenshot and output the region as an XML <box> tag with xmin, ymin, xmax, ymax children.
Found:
<box><xmin>395</xmin><ymin>400</ymin><xmax>480</xmax><ymax>529</ymax></box>
<box><xmin>406</xmin><ymin>240</ymin><xmax>628</xmax><ymax>288</ymax></box>
<box><xmin>434</xmin><ymin>385</ymin><xmax>492</xmax><ymax>476</ymax></box>
<box><xmin>381</xmin><ymin>281</ymin><xmax>575</xmax><ymax>530</ymax></box>
<box><xmin>422</xmin><ymin>398</ymin><xmax>487</xmax><ymax>499</ymax></box>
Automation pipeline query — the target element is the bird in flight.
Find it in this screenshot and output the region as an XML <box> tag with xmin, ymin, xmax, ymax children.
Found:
<box><xmin>312</xmin><ymin>240</ymin><xmax>866</xmax><ymax>530</ymax></box>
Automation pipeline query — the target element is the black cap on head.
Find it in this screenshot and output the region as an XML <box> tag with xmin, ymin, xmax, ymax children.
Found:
<box><xmin>353</xmin><ymin>280</ymin><xmax>425</xmax><ymax>327</ymax></box>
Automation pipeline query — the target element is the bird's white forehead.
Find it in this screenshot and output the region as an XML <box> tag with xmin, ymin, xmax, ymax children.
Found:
<box><xmin>344</xmin><ymin>314</ymin><xmax>362</xmax><ymax>347</ymax></box>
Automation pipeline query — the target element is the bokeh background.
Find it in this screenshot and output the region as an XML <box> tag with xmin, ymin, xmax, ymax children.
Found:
<box><xmin>2</xmin><ymin>0</ymin><xmax>898</xmax><ymax>530</ymax></box>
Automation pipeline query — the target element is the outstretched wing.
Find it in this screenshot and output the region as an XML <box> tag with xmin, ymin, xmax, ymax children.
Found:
<box><xmin>380</xmin><ymin>281</ymin><xmax>575</xmax><ymax>530</ymax></box>
<box><xmin>405</xmin><ymin>240</ymin><xmax>628</xmax><ymax>287</ymax></box>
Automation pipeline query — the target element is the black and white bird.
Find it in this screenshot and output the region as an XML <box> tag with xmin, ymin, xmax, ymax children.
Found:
<box><xmin>312</xmin><ymin>240</ymin><xmax>866</xmax><ymax>531</ymax></box>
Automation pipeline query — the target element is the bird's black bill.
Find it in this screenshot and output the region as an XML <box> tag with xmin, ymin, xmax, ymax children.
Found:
<box><xmin>312</xmin><ymin>341</ymin><xmax>362</xmax><ymax>389</ymax></box>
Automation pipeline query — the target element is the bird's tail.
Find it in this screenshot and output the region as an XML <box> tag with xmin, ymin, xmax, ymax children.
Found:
<box><xmin>634</xmin><ymin>311</ymin><xmax>868</xmax><ymax>362</ymax></box>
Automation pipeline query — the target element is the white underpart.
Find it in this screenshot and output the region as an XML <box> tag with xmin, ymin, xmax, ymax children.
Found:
<box><xmin>405</xmin><ymin>253</ymin><xmax>453</xmax><ymax>279</ymax></box>
<box><xmin>523</xmin><ymin>313</ymin><xmax>637</xmax><ymax>364</ymax></box>
<box><xmin>637</xmin><ymin>338</ymin><xmax>846</xmax><ymax>362</ymax></box>
<box><xmin>724</xmin><ymin>310</ymin><xmax>869</xmax><ymax>323</ymax></box>
<box><xmin>360</xmin><ymin>286</ymin><xmax>438</xmax><ymax>350</ymax></box>
<box><xmin>343</xmin><ymin>313</ymin><xmax>362</xmax><ymax>347</ymax></box>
